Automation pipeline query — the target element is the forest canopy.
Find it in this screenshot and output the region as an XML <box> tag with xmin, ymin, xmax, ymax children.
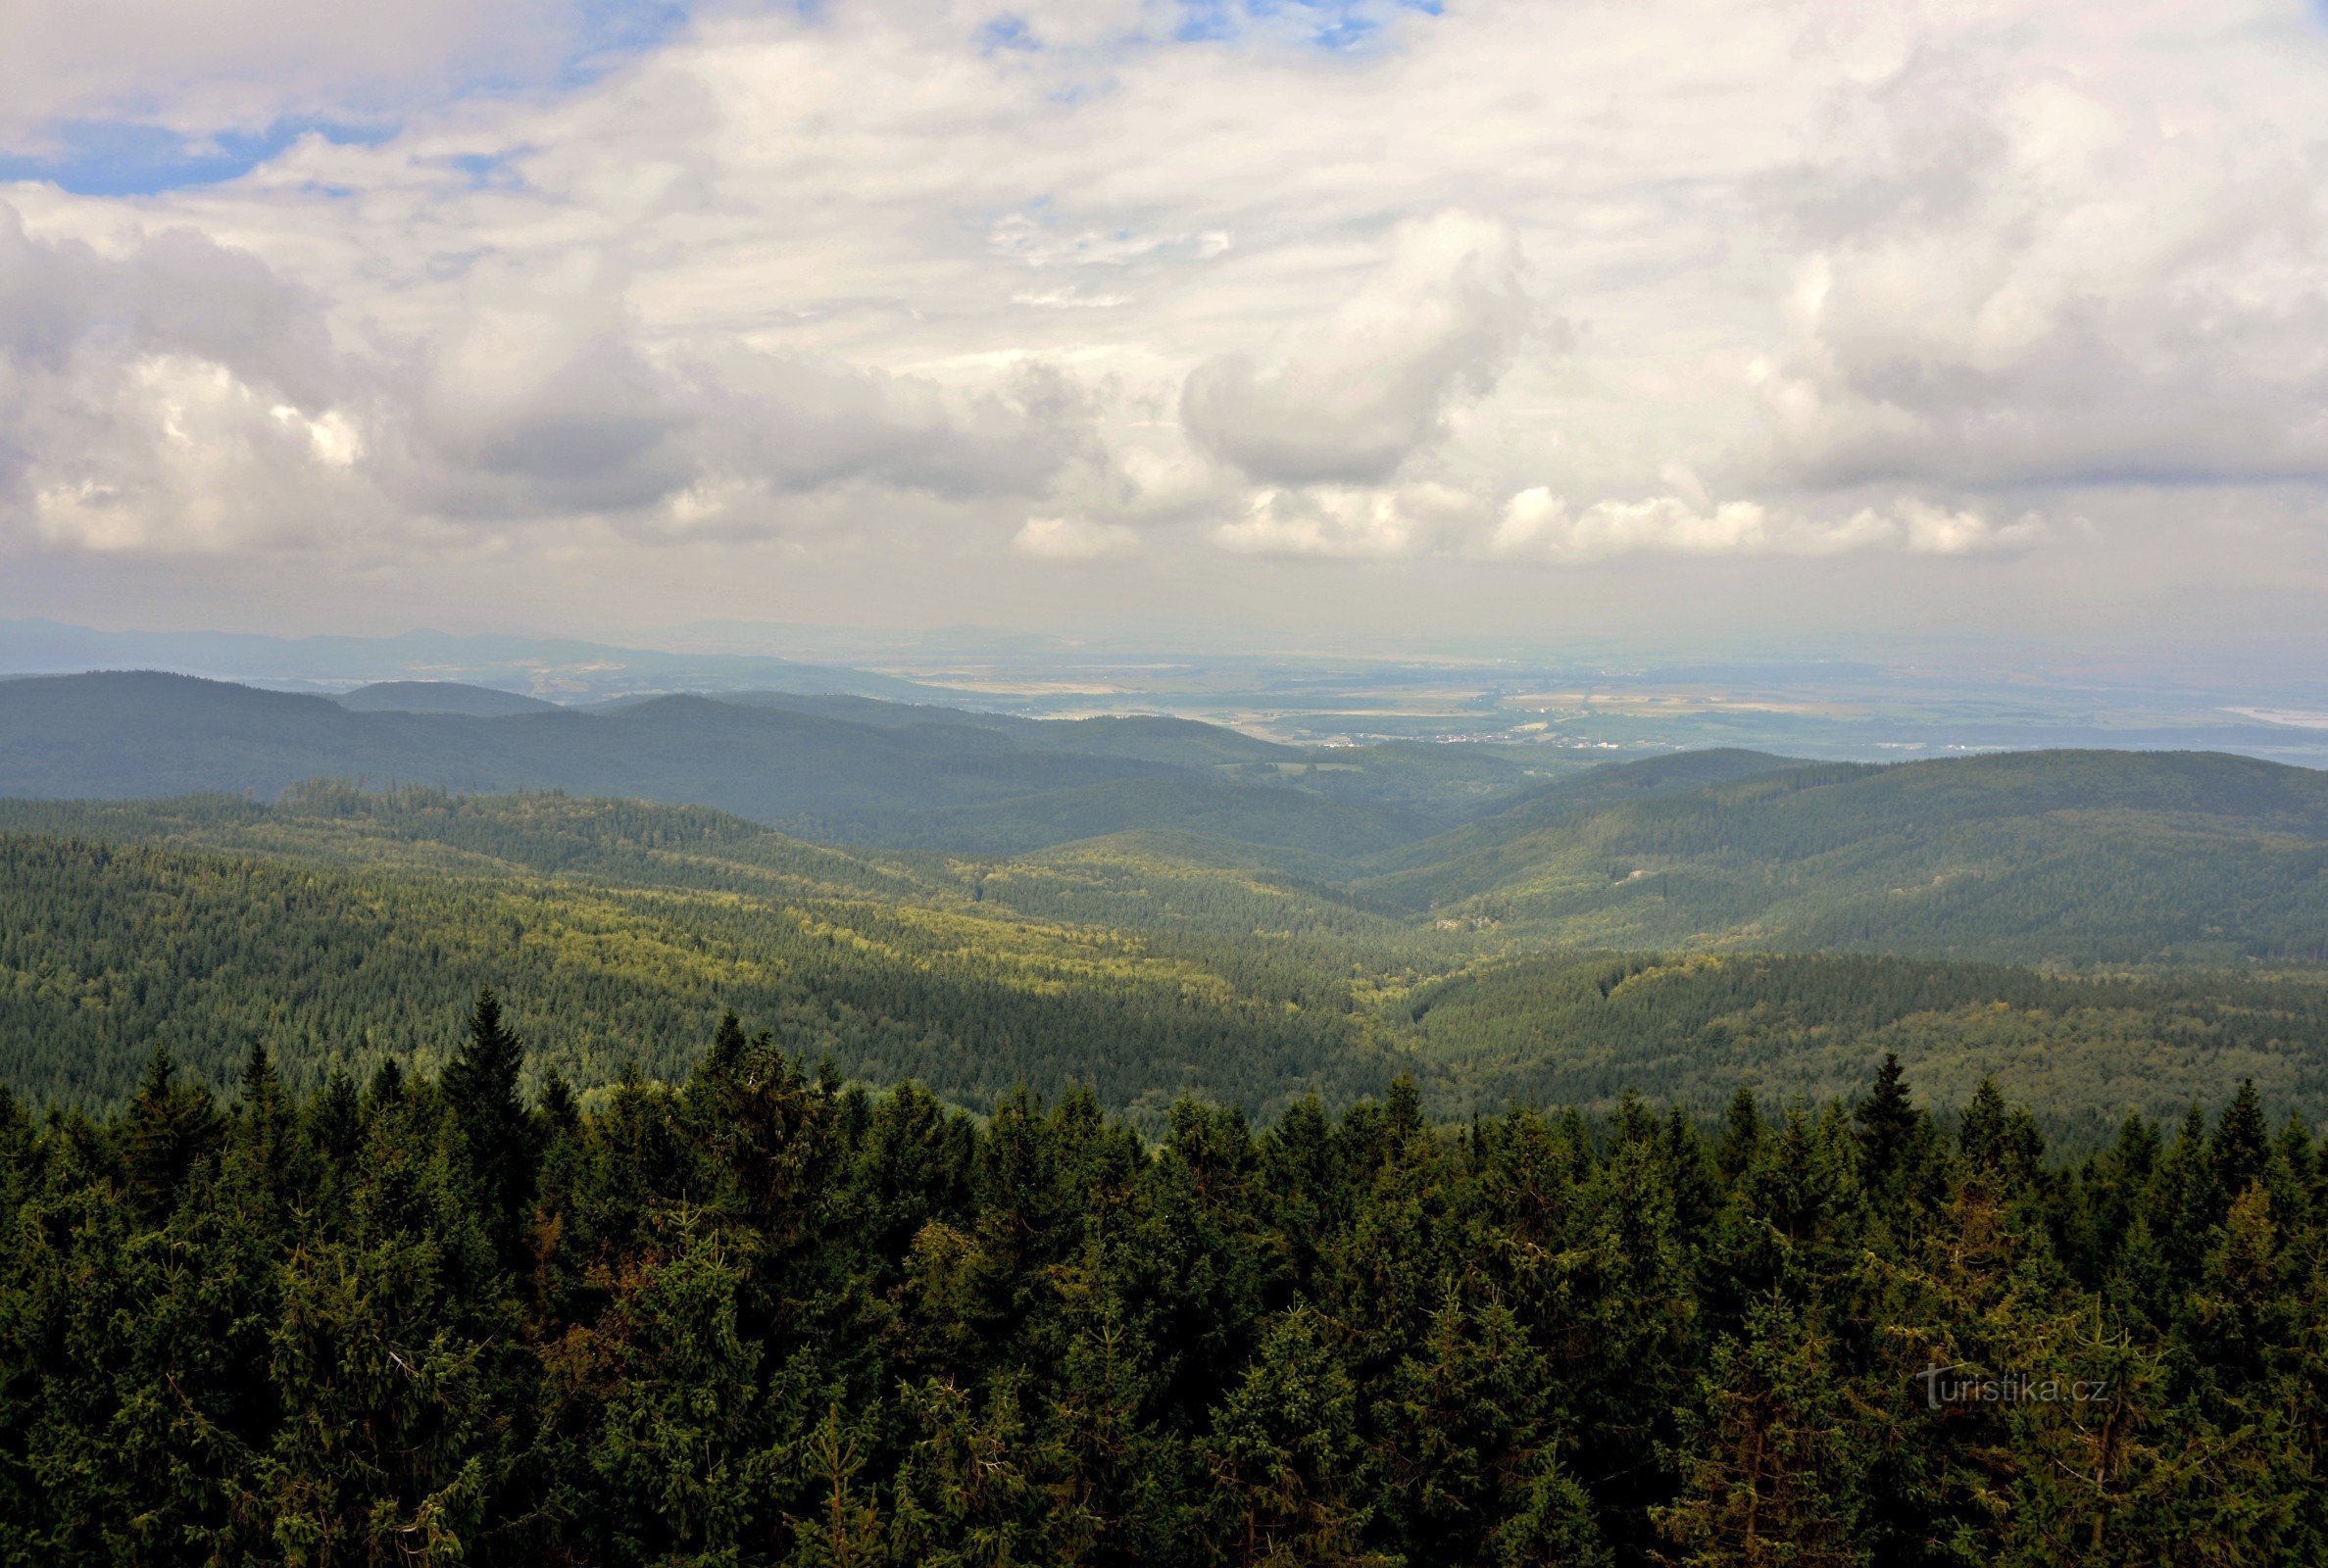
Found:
<box><xmin>0</xmin><ymin>997</ymin><xmax>2317</xmax><ymax>1566</ymax></box>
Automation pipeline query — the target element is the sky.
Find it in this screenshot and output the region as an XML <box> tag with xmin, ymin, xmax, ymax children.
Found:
<box><xmin>2</xmin><ymin>0</ymin><xmax>2326</xmax><ymax>650</ymax></box>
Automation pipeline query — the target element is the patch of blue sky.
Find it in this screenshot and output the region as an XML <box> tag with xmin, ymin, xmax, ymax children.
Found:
<box><xmin>978</xmin><ymin>15</ymin><xmax>1042</xmax><ymax>54</ymax></box>
<box><xmin>0</xmin><ymin>119</ymin><xmax>396</xmax><ymax>198</ymax></box>
<box><xmin>4</xmin><ymin>0</ymin><xmax>705</xmax><ymax>198</ymax></box>
<box><xmin>1172</xmin><ymin>0</ymin><xmax>1440</xmax><ymax>48</ymax></box>
<box><xmin>558</xmin><ymin>0</ymin><xmax>698</xmax><ymax>87</ymax></box>
<box><xmin>432</xmin><ymin>149</ymin><xmax>535</xmax><ymax>191</ymax></box>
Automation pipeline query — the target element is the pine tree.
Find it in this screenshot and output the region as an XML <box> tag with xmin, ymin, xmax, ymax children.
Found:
<box><xmin>367</xmin><ymin>1055</ymin><xmax>405</xmax><ymax>1110</ymax></box>
<box><xmin>120</xmin><ymin>1045</ymin><xmax>219</xmax><ymax>1221</ymax></box>
<box><xmin>1492</xmin><ymin>1448</ymin><xmax>1611</xmax><ymax>1568</ymax></box>
<box><xmin>888</xmin><ymin>1376</ymin><xmax>1045</xmax><ymax>1568</ymax></box>
<box><xmin>707</xmin><ymin>1009</ymin><xmax>748</xmax><ymax>1078</ymax></box>
<box><xmin>441</xmin><ymin>986</ymin><xmax>537</xmax><ymax>1260</ymax></box>
<box><xmin>1957</xmin><ymin>1076</ymin><xmax>2008</xmax><ymax>1174</ymax></box>
<box><xmin>309</xmin><ymin>1065</ymin><xmax>362</xmax><ymax>1166</ymax></box>
<box><xmin>2212</xmin><ymin>1078</ymin><xmax>2271</xmax><ymax>1204</ymax></box>
<box><xmin>238</xmin><ymin>1038</ymin><xmax>282</xmax><ymax>1112</ymax></box>
<box><xmin>1377</xmin><ymin>1294</ymin><xmax>1553</xmax><ymax>1558</ymax></box>
<box><xmin>1719</xmin><ymin>1086</ymin><xmax>1762</xmax><ymax>1182</ymax></box>
<box><xmin>1852</xmin><ymin>1054</ymin><xmax>1917</xmax><ymax>1186</ymax></box>
<box><xmin>1654</xmin><ymin>1294</ymin><xmax>1869</xmax><ymax>1568</ymax></box>
<box><xmin>1203</xmin><ymin>1307</ymin><xmax>1385</xmax><ymax>1567</ymax></box>
<box><xmin>538</xmin><ymin>1066</ymin><xmax>579</xmax><ymax>1138</ymax></box>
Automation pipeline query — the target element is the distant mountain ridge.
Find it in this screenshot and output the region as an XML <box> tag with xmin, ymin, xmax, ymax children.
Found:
<box><xmin>0</xmin><ymin>670</ymin><xmax>1511</xmax><ymax>857</ymax></box>
<box><xmin>337</xmin><ymin>681</ymin><xmax>559</xmax><ymax>716</ymax></box>
<box><xmin>8</xmin><ymin>669</ymin><xmax>2328</xmax><ymax>965</ymax></box>
<box><xmin>0</xmin><ymin>616</ymin><xmax>956</xmax><ymax>703</ymax></box>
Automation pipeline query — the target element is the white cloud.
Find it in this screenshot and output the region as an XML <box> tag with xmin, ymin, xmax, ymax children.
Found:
<box><xmin>1212</xmin><ymin>482</ymin><xmax>1481</xmax><ymax>559</ymax></box>
<box><xmin>1014</xmin><ymin>514</ymin><xmax>1140</xmax><ymax>560</ymax></box>
<box><xmin>0</xmin><ymin>200</ymin><xmax>1094</xmax><ymax>553</ymax></box>
<box><xmin>1742</xmin><ymin>25</ymin><xmax>2328</xmax><ymax>492</ymax></box>
<box><xmin>1487</xmin><ymin>486</ymin><xmax>2043</xmax><ymax>562</ymax></box>
<box><xmin>1181</xmin><ymin>212</ymin><xmax>1535</xmax><ymax>484</ymax></box>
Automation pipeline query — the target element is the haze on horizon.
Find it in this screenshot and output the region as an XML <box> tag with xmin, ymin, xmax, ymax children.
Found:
<box><xmin>3</xmin><ymin>0</ymin><xmax>2326</xmax><ymax>649</ymax></box>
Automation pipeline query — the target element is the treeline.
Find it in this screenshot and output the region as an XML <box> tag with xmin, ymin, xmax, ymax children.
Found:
<box><xmin>2</xmin><ymin>994</ymin><xmax>2322</xmax><ymax>1564</ymax></box>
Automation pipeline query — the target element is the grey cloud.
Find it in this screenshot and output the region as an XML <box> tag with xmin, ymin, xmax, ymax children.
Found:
<box><xmin>125</xmin><ymin>228</ymin><xmax>347</xmax><ymax>410</ymax></box>
<box><xmin>0</xmin><ymin>210</ymin><xmax>102</xmax><ymax>368</ymax></box>
<box><xmin>406</xmin><ymin>329</ymin><xmax>1089</xmax><ymax>523</ymax></box>
<box><xmin>0</xmin><ymin>0</ymin><xmax>569</xmax><ymax>149</ymax></box>
<box><xmin>0</xmin><ymin>206</ymin><xmax>344</xmax><ymax>398</ymax></box>
<box><xmin>1771</xmin><ymin>294</ymin><xmax>2328</xmax><ymax>491</ymax></box>
<box><xmin>689</xmin><ymin>352</ymin><xmax>1092</xmax><ymax>502</ymax></box>
<box><xmin>0</xmin><ymin>206</ymin><xmax>357</xmax><ymax>545</ymax></box>
<box><xmin>0</xmin><ymin>203</ymin><xmax>1096</xmax><ymax>549</ymax></box>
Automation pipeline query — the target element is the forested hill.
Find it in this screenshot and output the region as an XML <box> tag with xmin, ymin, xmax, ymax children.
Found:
<box><xmin>8</xmin><ymin>669</ymin><xmax>2328</xmax><ymax>964</ymax></box>
<box><xmin>0</xmin><ymin>671</ymin><xmax>1555</xmax><ymax>855</ymax></box>
<box><xmin>9</xmin><ymin>788</ymin><xmax>2328</xmax><ymax>1136</ymax></box>
<box><xmin>335</xmin><ymin>680</ymin><xmax>560</xmax><ymax>716</ymax></box>
<box><xmin>1355</xmin><ymin>746</ymin><xmax>2328</xmax><ymax>963</ymax></box>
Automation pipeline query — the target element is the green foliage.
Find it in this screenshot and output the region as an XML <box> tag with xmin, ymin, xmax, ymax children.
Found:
<box><xmin>1361</xmin><ymin>749</ymin><xmax>2328</xmax><ymax>964</ymax></box>
<box><xmin>1405</xmin><ymin>952</ymin><xmax>2328</xmax><ymax>1135</ymax></box>
<box><xmin>0</xmin><ymin>811</ymin><xmax>1405</xmax><ymax>1127</ymax></box>
<box><xmin>10</xmin><ymin>785</ymin><xmax>2328</xmax><ymax>1146</ymax></box>
<box><xmin>1</xmin><ymin>1010</ymin><xmax>2321</xmax><ymax>1564</ymax></box>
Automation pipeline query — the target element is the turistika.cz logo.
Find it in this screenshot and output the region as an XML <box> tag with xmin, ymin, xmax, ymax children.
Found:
<box><xmin>1918</xmin><ymin>1363</ymin><xmax>2110</xmax><ymax>1410</ymax></box>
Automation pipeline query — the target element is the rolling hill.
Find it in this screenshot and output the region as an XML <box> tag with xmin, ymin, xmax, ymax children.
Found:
<box><xmin>335</xmin><ymin>680</ymin><xmax>560</xmax><ymax>716</ymax></box>
<box><xmin>8</xmin><ymin>672</ymin><xmax>2328</xmax><ymax>968</ymax></box>
<box><xmin>0</xmin><ymin>671</ymin><xmax>1533</xmax><ymax>856</ymax></box>
<box><xmin>1356</xmin><ymin>747</ymin><xmax>2328</xmax><ymax>964</ymax></box>
<box><xmin>5</xmin><ymin>786</ymin><xmax>2328</xmax><ymax>1136</ymax></box>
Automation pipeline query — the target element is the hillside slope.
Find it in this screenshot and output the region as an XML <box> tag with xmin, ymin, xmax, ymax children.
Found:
<box><xmin>336</xmin><ymin>680</ymin><xmax>559</xmax><ymax>716</ymax></box>
<box><xmin>0</xmin><ymin>804</ymin><xmax>1402</xmax><ymax>1122</ymax></box>
<box><xmin>0</xmin><ymin>672</ymin><xmax>1450</xmax><ymax>856</ymax></box>
<box><xmin>1363</xmin><ymin>748</ymin><xmax>2328</xmax><ymax>963</ymax></box>
<box><xmin>6</xmin><ymin>789</ymin><xmax>2328</xmax><ymax>1132</ymax></box>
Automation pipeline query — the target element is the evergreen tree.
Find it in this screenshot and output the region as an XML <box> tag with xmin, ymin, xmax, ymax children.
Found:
<box><xmin>1718</xmin><ymin>1086</ymin><xmax>1762</xmax><ymax>1182</ymax></box>
<box><xmin>1203</xmin><ymin>1308</ymin><xmax>1384</xmax><ymax>1567</ymax></box>
<box><xmin>120</xmin><ymin>1045</ymin><xmax>219</xmax><ymax>1220</ymax></box>
<box><xmin>308</xmin><ymin>1064</ymin><xmax>362</xmax><ymax>1166</ymax></box>
<box><xmin>2212</xmin><ymin>1078</ymin><xmax>2271</xmax><ymax>1203</ymax></box>
<box><xmin>1655</xmin><ymin>1295</ymin><xmax>1869</xmax><ymax>1568</ymax></box>
<box><xmin>1851</xmin><ymin>1053</ymin><xmax>1920</xmax><ymax>1197</ymax></box>
<box><xmin>441</xmin><ymin>986</ymin><xmax>537</xmax><ymax>1257</ymax></box>
<box><xmin>1</xmin><ymin>988</ymin><xmax>2324</xmax><ymax>1568</ymax></box>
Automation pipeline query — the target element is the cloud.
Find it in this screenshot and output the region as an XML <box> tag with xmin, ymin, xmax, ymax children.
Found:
<box><xmin>0</xmin><ymin>203</ymin><xmax>1094</xmax><ymax>553</ymax></box>
<box><xmin>1745</xmin><ymin>38</ymin><xmax>2328</xmax><ymax>491</ymax></box>
<box><xmin>0</xmin><ymin>0</ymin><xmax>578</xmax><ymax>154</ymax></box>
<box><xmin>1487</xmin><ymin>486</ymin><xmax>2042</xmax><ymax>562</ymax></box>
<box><xmin>0</xmin><ymin>203</ymin><xmax>376</xmax><ymax>552</ymax></box>
<box><xmin>1212</xmin><ymin>481</ymin><xmax>1481</xmax><ymax>559</ymax></box>
<box><xmin>1</xmin><ymin>0</ymin><xmax>2324</xmax><ymax>638</ymax></box>
<box><xmin>1181</xmin><ymin>212</ymin><xmax>1536</xmax><ymax>484</ymax></box>
<box><xmin>1014</xmin><ymin>514</ymin><xmax>1140</xmax><ymax>560</ymax></box>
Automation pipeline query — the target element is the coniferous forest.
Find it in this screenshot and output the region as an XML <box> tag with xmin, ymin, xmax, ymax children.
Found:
<box><xmin>7</xmin><ymin>719</ymin><xmax>2328</xmax><ymax>1563</ymax></box>
<box><xmin>3</xmin><ymin>990</ymin><xmax>2321</xmax><ymax>1566</ymax></box>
